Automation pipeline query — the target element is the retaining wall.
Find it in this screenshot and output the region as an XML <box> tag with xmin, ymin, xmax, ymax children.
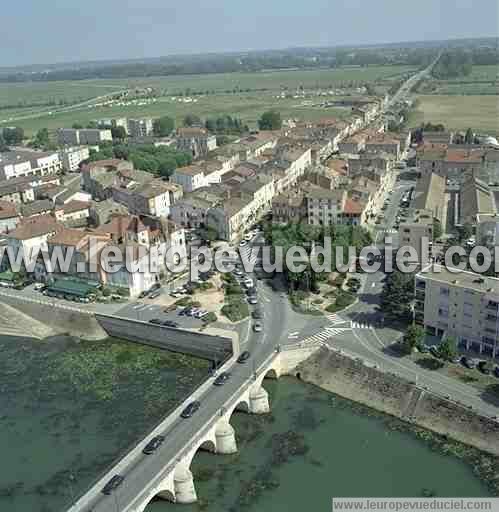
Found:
<box><xmin>295</xmin><ymin>347</ymin><xmax>499</xmax><ymax>456</ymax></box>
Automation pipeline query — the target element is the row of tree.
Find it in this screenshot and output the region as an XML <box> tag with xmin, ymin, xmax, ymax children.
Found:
<box><xmin>432</xmin><ymin>49</ymin><xmax>473</xmax><ymax>79</ymax></box>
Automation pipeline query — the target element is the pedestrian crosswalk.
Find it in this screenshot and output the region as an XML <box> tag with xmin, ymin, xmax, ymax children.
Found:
<box><xmin>326</xmin><ymin>313</ymin><xmax>350</xmax><ymax>326</ymax></box>
<box><xmin>379</xmin><ymin>228</ymin><xmax>398</xmax><ymax>235</ymax></box>
<box><xmin>239</xmin><ymin>245</ymin><xmax>260</xmax><ymax>267</ymax></box>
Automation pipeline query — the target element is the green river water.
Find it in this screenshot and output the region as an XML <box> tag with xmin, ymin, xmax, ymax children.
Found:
<box><xmin>0</xmin><ymin>335</ymin><xmax>494</xmax><ymax>512</ymax></box>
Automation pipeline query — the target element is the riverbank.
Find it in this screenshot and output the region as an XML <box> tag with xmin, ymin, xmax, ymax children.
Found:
<box><xmin>295</xmin><ymin>347</ymin><xmax>499</xmax><ymax>457</ymax></box>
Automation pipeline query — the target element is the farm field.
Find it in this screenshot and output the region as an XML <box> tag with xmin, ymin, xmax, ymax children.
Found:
<box><xmin>409</xmin><ymin>95</ymin><xmax>499</xmax><ymax>135</ymax></box>
<box><xmin>419</xmin><ymin>65</ymin><xmax>499</xmax><ymax>95</ymax></box>
<box><xmin>0</xmin><ymin>92</ymin><xmax>353</xmax><ymax>135</ymax></box>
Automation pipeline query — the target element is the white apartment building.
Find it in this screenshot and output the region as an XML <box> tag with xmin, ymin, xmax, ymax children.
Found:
<box><xmin>415</xmin><ymin>265</ymin><xmax>499</xmax><ymax>358</ymax></box>
<box><xmin>127</xmin><ymin>118</ymin><xmax>154</xmax><ymax>138</ymax></box>
<box><xmin>307</xmin><ymin>188</ymin><xmax>347</xmax><ymax>226</ymax></box>
<box><xmin>0</xmin><ymin>150</ymin><xmax>62</xmax><ymax>180</ymax></box>
<box><xmin>59</xmin><ymin>146</ymin><xmax>90</xmax><ymax>172</ymax></box>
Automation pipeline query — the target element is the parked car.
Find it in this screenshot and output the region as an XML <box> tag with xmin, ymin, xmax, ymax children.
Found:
<box><xmin>252</xmin><ymin>309</ymin><xmax>263</xmax><ymax>319</ymax></box>
<box><xmin>139</xmin><ymin>291</ymin><xmax>149</xmax><ymax>299</ymax></box>
<box><xmin>214</xmin><ymin>372</ymin><xmax>231</xmax><ymax>386</ymax></box>
<box><xmin>34</xmin><ymin>283</ymin><xmax>46</xmax><ymax>291</ymax></box>
<box><xmin>248</xmin><ymin>297</ymin><xmax>258</xmax><ymax>305</ymax></box>
<box><xmin>194</xmin><ymin>309</ymin><xmax>208</xmax><ymax>319</ymax></box>
<box><xmin>494</xmin><ymin>366</ymin><xmax>499</xmax><ymax>378</ymax></box>
<box><xmin>461</xmin><ymin>356</ymin><xmax>476</xmax><ymax>369</ymax></box>
<box><xmin>239</xmin><ymin>240</ymin><xmax>248</xmax><ymax>248</ymax></box>
<box><xmin>237</xmin><ymin>351</ymin><xmax>251</xmax><ymax>364</ymax></box>
<box><xmin>429</xmin><ymin>346</ymin><xmax>441</xmax><ymax>358</ymax></box>
<box><xmin>102</xmin><ymin>475</ymin><xmax>124</xmax><ymax>495</ymax></box>
<box><xmin>162</xmin><ymin>320</ymin><xmax>179</xmax><ymax>328</ymax></box>
<box><xmin>179</xmin><ymin>307</ymin><xmax>193</xmax><ymax>316</ymax></box>
<box><xmin>181</xmin><ymin>401</ymin><xmax>201</xmax><ymax>418</ymax></box>
<box><xmin>150</xmin><ymin>283</ymin><xmax>161</xmax><ymax>291</ymax></box>
<box><xmin>149</xmin><ymin>318</ymin><xmax>162</xmax><ymax>325</ymax></box>
<box><xmin>149</xmin><ymin>290</ymin><xmax>161</xmax><ymax>300</ymax></box>
<box><xmin>253</xmin><ymin>321</ymin><xmax>263</xmax><ymax>332</ymax></box>
<box><xmin>477</xmin><ymin>360</ymin><xmax>491</xmax><ymax>375</ymax></box>
<box><xmin>142</xmin><ymin>435</ymin><xmax>165</xmax><ymax>455</ymax></box>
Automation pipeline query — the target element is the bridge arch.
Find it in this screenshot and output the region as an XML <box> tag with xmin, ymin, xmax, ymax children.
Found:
<box><xmin>136</xmin><ymin>484</ymin><xmax>176</xmax><ymax>512</ymax></box>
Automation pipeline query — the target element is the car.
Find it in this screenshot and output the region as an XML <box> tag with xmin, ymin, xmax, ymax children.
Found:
<box><xmin>237</xmin><ymin>351</ymin><xmax>251</xmax><ymax>364</ymax></box>
<box><xmin>239</xmin><ymin>240</ymin><xmax>248</xmax><ymax>247</ymax></box>
<box><xmin>181</xmin><ymin>401</ymin><xmax>201</xmax><ymax>418</ymax></box>
<box><xmin>142</xmin><ymin>435</ymin><xmax>165</xmax><ymax>455</ymax></box>
<box><xmin>419</xmin><ymin>345</ymin><xmax>429</xmax><ymax>354</ymax></box>
<box><xmin>187</xmin><ymin>307</ymin><xmax>200</xmax><ymax>317</ymax></box>
<box><xmin>243</xmin><ymin>279</ymin><xmax>254</xmax><ymax>288</ymax></box>
<box><xmin>429</xmin><ymin>346</ymin><xmax>441</xmax><ymax>358</ymax></box>
<box><xmin>248</xmin><ymin>296</ymin><xmax>258</xmax><ymax>305</ymax></box>
<box><xmin>252</xmin><ymin>309</ymin><xmax>263</xmax><ymax>319</ymax></box>
<box><xmin>477</xmin><ymin>361</ymin><xmax>491</xmax><ymax>375</ymax></box>
<box><xmin>149</xmin><ymin>290</ymin><xmax>161</xmax><ymax>299</ymax></box>
<box><xmin>179</xmin><ymin>307</ymin><xmax>192</xmax><ymax>316</ymax></box>
<box><xmin>102</xmin><ymin>475</ymin><xmax>124</xmax><ymax>495</ymax></box>
<box><xmin>461</xmin><ymin>356</ymin><xmax>476</xmax><ymax>369</ymax></box>
<box><xmin>214</xmin><ymin>372</ymin><xmax>231</xmax><ymax>386</ymax></box>
<box><xmin>246</xmin><ymin>287</ymin><xmax>257</xmax><ymax>296</ymax></box>
<box><xmin>139</xmin><ymin>291</ymin><xmax>149</xmax><ymax>299</ymax></box>
<box><xmin>162</xmin><ymin>320</ymin><xmax>179</xmax><ymax>328</ymax></box>
<box><xmin>244</xmin><ymin>233</ymin><xmax>254</xmax><ymax>242</ymax></box>
<box><xmin>253</xmin><ymin>321</ymin><xmax>263</xmax><ymax>332</ymax></box>
<box><xmin>34</xmin><ymin>283</ymin><xmax>46</xmax><ymax>291</ymax></box>
<box><xmin>494</xmin><ymin>366</ymin><xmax>499</xmax><ymax>378</ymax></box>
<box><xmin>150</xmin><ymin>283</ymin><xmax>161</xmax><ymax>291</ymax></box>
<box><xmin>149</xmin><ymin>318</ymin><xmax>162</xmax><ymax>325</ymax></box>
<box><xmin>194</xmin><ymin>309</ymin><xmax>208</xmax><ymax>319</ymax></box>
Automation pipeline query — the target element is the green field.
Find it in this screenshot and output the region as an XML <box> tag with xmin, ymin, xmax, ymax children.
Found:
<box><xmin>410</xmin><ymin>95</ymin><xmax>499</xmax><ymax>135</ymax></box>
<box><xmin>419</xmin><ymin>65</ymin><xmax>499</xmax><ymax>95</ymax></box>
<box><xmin>0</xmin><ymin>65</ymin><xmax>417</xmax><ymax>135</ymax></box>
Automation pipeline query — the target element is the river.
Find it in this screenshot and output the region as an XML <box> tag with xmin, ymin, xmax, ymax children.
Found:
<box><xmin>146</xmin><ymin>378</ymin><xmax>492</xmax><ymax>512</ymax></box>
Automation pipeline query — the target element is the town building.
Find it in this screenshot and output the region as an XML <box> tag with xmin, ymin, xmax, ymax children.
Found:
<box><xmin>0</xmin><ymin>201</ymin><xmax>20</xmax><ymax>233</ymax></box>
<box><xmin>460</xmin><ymin>176</ymin><xmax>496</xmax><ymax>225</ymax></box>
<box><xmin>415</xmin><ymin>265</ymin><xmax>499</xmax><ymax>358</ymax></box>
<box><xmin>176</xmin><ymin>127</ymin><xmax>217</xmax><ymax>158</ymax></box>
<box><xmin>57</xmin><ymin>128</ymin><xmax>113</xmax><ymax>146</ymax></box>
<box><xmin>127</xmin><ymin>118</ymin><xmax>154</xmax><ymax>139</ymax></box>
<box><xmin>59</xmin><ymin>146</ymin><xmax>90</xmax><ymax>172</ymax></box>
<box><xmin>0</xmin><ymin>150</ymin><xmax>62</xmax><ymax>180</ymax></box>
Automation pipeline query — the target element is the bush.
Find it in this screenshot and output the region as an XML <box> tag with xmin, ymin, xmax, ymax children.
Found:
<box><xmin>203</xmin><ymin>312</ymin><xmax>217</xmax><ymax>323</ymax></box>
<box><xmin>225</xmin><ymin>284</ymin><xmax>243</xmax><ymax>296</ymax></box>
<box><xmin>175</xmin><ymin>297</ymin><xmax>192</xmax><ymax>307</ymax></box>
<box><xmin>198</xmin><ymin>282</ymin><xmax>213</xmax><ymax>291</ymax></box>
<box><xmin>221</xmin><ymin>300</ymin><xmax>249</xmax><ymax>322</ymax></box>
<box><xmin>101</xmin><ymin>287</ymin><xmax>112</xmax><ymax>297</ymax></box>
<box><xmin>336</xmin><ymin>291</ymin><xmax>356</xmax><ymax>308</ymax></box>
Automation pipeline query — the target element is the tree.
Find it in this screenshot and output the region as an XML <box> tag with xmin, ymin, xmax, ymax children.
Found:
<box><xmin>2</xmin><ymin>126</ymin><xmax>24</xmax><ymax>145</ymax></box>
<box><xmin>72</xmin><ymin>122</ymin><xmax>83</xmax><ymax>129</ymax></box>
<box><xmin>153</xmin><ymin>116</ymin><xmax>175</xmax><ymax>137</ymax></box>
<box><xmin>183</xmin><ymin>114</ymin><xmax>201</xmax><ymax>127</ymax></box>
<box><xmin>439</xmin><ymin>336</ymin><xmax>457</xmax><ymax>362</ymax></box>
<box><xmin>258</xmin><ymin>110</ymin><xmax>282</xmax><ymax>131</ymax></box>
<box><xmin>401</xmin><ymin>325</ymin><xmax>425</xmax><ymax>355</ymax></box>
<box><xmin>111</xmin><ymin>126</ymin><xmax>127</xmax><ymax>141</ymax></box>
<box><xmin>0</xmin><ymin>134</ymin><xmax>8</xmax><ymax>152</ymax></box>
<box><xmin>464</xmin><ymin>128</ymin><xmax>474</xmax><ymax>145</ymax></box>
<box><xmin>380</xmin><ymin>270</ymin><xmax>414</xmax><ymax>322</ymax></box>
<box><xmin>432</xmin><ymin>219</ymin><xmax>442</xmax><ymax>241</ymax></box>
<box><xmin>32</xmin><ymin>128</ymin><xmax>50</xmax><ymax>149</ymax></box>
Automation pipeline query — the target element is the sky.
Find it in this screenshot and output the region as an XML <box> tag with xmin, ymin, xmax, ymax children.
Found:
<box><xmin>1</xmin><ymin>0</ymin><xmax>498</xmax><ymax>67</ymax></box>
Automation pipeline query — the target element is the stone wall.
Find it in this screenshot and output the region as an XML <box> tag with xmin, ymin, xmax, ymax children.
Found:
<box><xmin>0</xmin><ymin>294</ymin><xmax>107</xmax><ymax>340</ymax></box>
<box><xmin>96</xmin><ymin>313</ymin><xmax>233</xmax><ymax>362</ymax></box>
<box><xmin>295</xmin><ymin>347</ymin><xmax>499</xmax><ymax>456</ymax></box>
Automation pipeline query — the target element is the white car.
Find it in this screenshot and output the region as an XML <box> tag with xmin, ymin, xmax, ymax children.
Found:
<box><xmin>239</xmin><ymin>240</ymin><xmax>248</xmax><ymax>247</ymax></box>
<box><xmin>243</xmin><ymin>279</ymin><xmax>254</xmax><ymax>288</ymax></box>
<box><xmin>34</xmin><ymin>283</ymin><xmax>45</xmax><ymax>291</ymax></box>
<box><xmin>244</xmin><ymin>233</ymin><xmax>254</xmax><ymax>242</ymax></box>
<box><xmin>195</xmin><ymin>310</ymin><xmax>209</xmax><ymax>319</ymax></box>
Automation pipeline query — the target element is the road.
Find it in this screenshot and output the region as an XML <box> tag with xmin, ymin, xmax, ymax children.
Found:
<box><xmin>71</xmin><ymin>232</ymin><xmax>325</xmax><ymax>512</ymax></box>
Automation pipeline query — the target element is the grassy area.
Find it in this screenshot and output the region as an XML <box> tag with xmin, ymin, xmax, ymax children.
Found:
<box><xmin>0</xmin><ymin>65</ymin><xmax>416</xmax><ymax>135</ymax></box>
<box><xmin>409</xmin><ymin>95</ymin><xmax>499</xmax><ymax>135</ymax></box>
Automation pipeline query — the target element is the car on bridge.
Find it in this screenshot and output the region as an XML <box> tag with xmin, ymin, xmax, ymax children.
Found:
<box><xmin>149</xmin><ymin>318</ymin><xmax>162</xmax><ymax>325</ymax></box>
<box><xmin>214</xmin><ymin>372</ymin><xmax>231</xmax><ymax>386</ymax></box>
<box><xmin>102</xmin><ymin>475</ymin><xmax>124</xmax><ymax>495</ymax></box>
<box><xmin>181</xmin><ymin>401</ymin><xmax>201</xmax><ymax>418</ymax></box>
<box><xmin>143</xmin><ymin>435</ymin><xmax>165</xmax><ymax>455</ymax></box>
<box><xmin>237</xmin><ymin>351</ymin><xmax>251</xmax><ymax>364</ymax></box>
<box><xmin>161</xmin><ymin>320</ymin><xmax>179</xmax><ymax>328</ymax></box>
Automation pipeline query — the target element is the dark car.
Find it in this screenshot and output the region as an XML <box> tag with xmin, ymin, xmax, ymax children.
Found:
<box><xmin>214</xmin><ymin>372</ymin><xmax>231</xmax><ymax>386</ymax></box>
<box><xmin>179</xmin><ymin>307</ymin><xmax>192</xmax><ymax>316</ymax></box>
<box><xmin>139</xmin><ymin>291</ymin><xmax>149</xmax><ymax>299</ymax></box>
<box><xmin>237</xmin><ymin>351</ymin><xmax>251</xmax><ymax>364</ymax></box>
<box><xmin>149</xmin><ymin>290</ymin><xmax>161</xmax><ymax>299</ymax></box>
<box><xmin>181</xmin><ymin>401</ymin><xmax>201</xmax><ymax>418</ymax></box>
<box><xmin>477</xmin><ymin>361</ymin><xmax>491</xmax><ymax>375</ymax></box>
<box><xmin>162</xmin><ymin>320</ymin><xmax>179</xmax><ymax>328</ymax></box>
<box><xmin>494</xmin><ymin>366</ymin><xmax>499</xmax><ymax>378</ymax></box>
<box><xmin>143</xmin><ymin>435</ymin><xmax>165</xmax><ymax>455</ymax></box>
<box><xmin>150</xmin><ymin>283</ymin><xmax>161</xmax><ymax>291</ymax></box>
<box><xmin>246</xmin><ymin>287</ymin><xmax>257</xmax><ymax>296</ymax></box>
<box><xmin>149</xmin><ymin>318</ymin><xmax>162</xmax><ymax>325</ymax></box>
<box><xmin>252</xmin><ymin>309</ymin><xmax>263</xmax><ymax>319</ymax></box>
<box><xmin>429</xmin><ymin>346</ymin><xmax>441</xmax><ymax>358</ymax></box>
<box><xmin>461</xmin><ymin>356</ymin><xmax>476</xmax><ymax>369</ymax></box>
<box><xmin>102</xmin><ymin>475</ymin><xmax>124</xmax><ymax>495</ymax></box>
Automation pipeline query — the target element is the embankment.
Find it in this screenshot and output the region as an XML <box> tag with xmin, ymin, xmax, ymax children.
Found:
<box><xmin>0</xmin><ymin>293</ymin><xmax>107</xmax><ymax>340</ymax></box>
<box><xmin>295</xmin><ymin>347</ymin><xmax>499</xmax><ymax>456</ymax></box>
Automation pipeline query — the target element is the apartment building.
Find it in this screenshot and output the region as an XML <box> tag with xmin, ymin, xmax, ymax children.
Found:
<box><xmin>398</xmin><ymin>173</ymin><xmax>446</xmax><ymax>262</ymax></box>
<box><xmin>97</xmin><ymin>117</ymin><xmax>128</xmax><ymax>133</ymax></box>
<box><xmin>57</xmin><ymin>128</ymin><xmax>112</xmax><ymax>146</ymax></box>
<box><xmin>459</xmin><ymin>176</ymin><xmax>496</xmax><ymax>225</ymax></box>
<box><xmin>59</xmin><ymin>146</ymin><xmax>90</xmax><ymax>172</ymax></box>
<box><xmin>81</xmin><ymin>159</ymin><xmax>134</xmax><ymax>200</ymax></box>
<box><xmin>127</xmin><ymin>118</ymin><xmax>154</xmax><ymax>139</ymax></box>
<box><xmin>170</xmin><ymin>165</ymin><xmax>207</xmax><ymax>193</ymax></box>
<box><xmin>417</xmin><ymin>145</ymin><xmax>485</xmax><ymax>180</ymax></box>
<box><xmin>415</xmin><ymin>265</ymin><xmax>499</xmax><ymax>358</ymax></box>
<box><xmin>0</xmin><ymin>201</ymin><xmax>20</xmax><ymax>233</ymax></box>
<box><xmin>0</xmin><ymin>150</ymin><xmax>62</xmax><ymax>180</ymax></box>
<box><xmin>364</xmin><ymin>134</ymin><xmax>401</xmax><ymax>160</ymax></box>
<box><xmin>176</xmin><ymin>127</ymin><xmax>217</xmax><ymax>158</ymax></box>
<box><xmin>338</xmin><ymin>134</ymin><xmax>366</xmax><ymax>155</ymax></box>
<box><xmin>307</xmin><ymin>187</ymin><xmax>347</xmax><ymax>226</ymax></box>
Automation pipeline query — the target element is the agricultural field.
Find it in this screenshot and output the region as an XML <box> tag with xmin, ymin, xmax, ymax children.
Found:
<box><xmin>0</xmin><ymin>65</ymin><xmax>416</xmax><ymax>135</ymax></box>
<box><xmin>409</xmin><ymin>95</ymin><xmax>499</xmax><ymax>135</ymax></box>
